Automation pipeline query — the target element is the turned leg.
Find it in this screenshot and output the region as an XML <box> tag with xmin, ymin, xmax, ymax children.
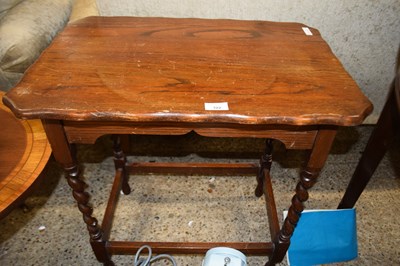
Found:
<box><xmin>112</xmin><ymin>135</ymin><xmax>131</xmax><ymax>195</ymax></box>
<box><xmin>266</xmin><ymin>128</ymin><xmax>337</xmax><ymax>265</ymax></box>
<box><xmin>255</xmin><ymin>139</ymin><xmax>274</xmax><ymax>197</ymax></box>
<box><xmin>65</xmin><ymin>162</ymin><xmax>102</xmax><ymax>240</ymax></box>
<box><xmin>42</xmin><ymin>120</ymin><xmax>114</xmax><ymax>265</ymax></box>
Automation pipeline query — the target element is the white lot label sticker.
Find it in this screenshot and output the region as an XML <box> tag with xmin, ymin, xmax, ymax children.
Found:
<box><xmin>204</xmin><ymin>102</ymin><xmax>229</xmax><ymax>111</ymax></box>
<box><xmin>302</xmin><ymin>27</ymin><xmax>313</xmax><ymax>36</ymax></box>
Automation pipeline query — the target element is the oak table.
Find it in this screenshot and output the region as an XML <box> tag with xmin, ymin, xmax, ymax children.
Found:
<box><xmin>0</xmin><ymin>91</ymin><xmax>51</xmax><ymax>220</ymax></box>
<box><xmin>3</xmin><ymin>17</ymin><xmax>372</xmax><ymax>265</ymax></box>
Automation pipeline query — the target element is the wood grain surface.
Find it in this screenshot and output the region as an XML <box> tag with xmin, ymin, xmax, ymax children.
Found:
<box><xmin>3</xmin><ymin>17</ymin><xmax>372</xmax><ymax>126</ymax></box>
<box><xmin>0</xmin><ymin>92</ymin><xmax>51</xmax><ymax>219</ymax></box>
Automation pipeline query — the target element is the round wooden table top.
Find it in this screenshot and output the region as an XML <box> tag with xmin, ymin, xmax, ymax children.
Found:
<box><xmin>0</xmin><ymin>91</ymin><xmax>51</xmax><ymax>219</ymax></box>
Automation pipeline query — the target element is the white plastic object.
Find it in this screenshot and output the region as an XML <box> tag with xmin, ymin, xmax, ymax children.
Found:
<box><xmin>202</xmin><ymin>247</ymin><xmax>247</xmax><ymax>266</ymax></box>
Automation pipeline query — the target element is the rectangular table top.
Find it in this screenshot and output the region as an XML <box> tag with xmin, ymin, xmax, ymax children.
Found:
<box><xmin>3</xmin><ymin>17</ymin><xmax>372</xmax><ymax>126</ymax></box>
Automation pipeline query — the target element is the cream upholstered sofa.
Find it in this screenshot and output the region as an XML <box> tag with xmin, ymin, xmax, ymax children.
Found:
<box><xmin>0</xmin><ymin>0</ymin><xmax>98</xmax><ymax>92</ymax></box>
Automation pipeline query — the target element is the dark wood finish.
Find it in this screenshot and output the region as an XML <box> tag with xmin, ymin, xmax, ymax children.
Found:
<box><xmin>119</xmin><ymin>135</ymin><xmax>131</xmax><ymax>154</ymax></box>
<box><xmin>263</xmin><ymin>168</ymin><xmax>281</xmax><ymax>242</ymax></box>
<box><xmin>0</xmin><ymin>91</ymin><xmax>51</xmax><ymax>220</ymax></box>
<box><xmin>62</xmin><ymin>121</ymin><xmax>319</xmax><ymax>149</ymax></box>
<box><xmin>112</xmin><ymin>135</ymin><xmax>131</xmax><ymax>195</ymax></box>
<box><xmin>2</xmin><ymin>17</ymin><xmax>372</xmax><ymax>265</ymax></box>
<box><xmin>255</xmin><ymin>140</ymin><xmax>281</xmax><ymax>240</ymax></box>
<box><xmin>107</xmin><ymin>241</ymin><xmax>274</xmax><ymax>255</ymax></box>
<box><xmin>102</xmin><ymin>169</ymin><xmax>122</xmax><ymax>240</ymax></box>
<box><xmin>41</xmin><ymin>120</ymin><xmax>112</xmax><ymax>265</ymax></box>
<box><xmin>338</xmin><ymin>70</ymin><xmax>399</xmax><ymax>209</ymax></box>
<box><xmin>128</xmin><ymin>162</ymin><xmax>258</xmax><ymax>176</ymax></box>
<box><xmin>255</xmin><ymin>139</ymin><xmax>274</xmax><ymax>197</ymax></box>
<box><xmin>396</xmin><ymin>69</ymin><xmax>400</xmax><ymax>113</ymax></box>
<box><xmin>268</xmin><ymin>127</ymin><xmax>337</xmax><ymax>265</ymax></box>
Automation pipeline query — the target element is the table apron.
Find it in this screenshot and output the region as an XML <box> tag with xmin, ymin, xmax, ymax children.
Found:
<box><xmin>62</xmin><ymin>121</ymin><xmax>318</xmax><ymax>149</ymax></box>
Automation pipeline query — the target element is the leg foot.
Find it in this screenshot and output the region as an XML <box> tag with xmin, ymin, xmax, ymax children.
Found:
<box><xmin>121</xmin><ymin>170</ymin><xmax>132</xmax><ymax>195</ymax></box>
